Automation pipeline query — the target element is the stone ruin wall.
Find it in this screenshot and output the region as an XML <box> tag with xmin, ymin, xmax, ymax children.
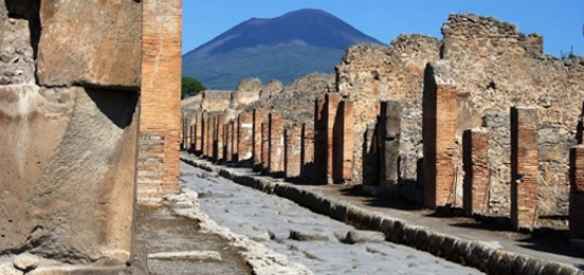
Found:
<box><xmin>138</xmin><ymin>0</ymin><xmax>183</xmax><ymax>205</ymax></box>
<box><xmin>336</xmin><ymin>36</ymin><xmax>441</xmax><ymax>187</ymax></box>
<box><xmin>437</xmin><ymin>14</ymin><xmax>584</xmax><ymax>220</ymax></box>
<box><xmin>185</xmin><ymin>13</ymin><xmax>584</xmax><ymax>228</ymax></box>
<box><xmin>0</xmin><ymin>0</ymin><xmax>141</xmax><ymax>271</ymax></box>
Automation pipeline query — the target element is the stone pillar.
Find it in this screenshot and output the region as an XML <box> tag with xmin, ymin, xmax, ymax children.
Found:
<box><xmin>211</xmin><ymin>116</ymin><xmax>217</xmax><ymax>159</ymax></box>
<box><xmin>253</xmin><ymin>109</ymin><xmax>264</xmax><ymax>166</ymax></box>
<box><xmin>285</xmin><ymin>126</ymin><xmax>302</xmax><ymax>179</ymax></box>
<box><xmin>238</xmin><ymin>112</ymin><xmax>254</xmax><ymax>161</ymax></box>
<box><xmin>379</xmin><ymin>101</ymin><xmax>401</xmax><ymax>186</ymax></box>
<box><xmin>510</xmin><ymin>106</ymin><xmax>539</xmax><ymax>230</ymax></box>
<box><xmin>423</xmin><ymin>80</ymin><xmax>458</xmax><ymax>209</ymax></box>
<box><xmin>189</xmin><ymin>124</ymin><xmax>195</xmax><ymax>152</ymax></box>
<box><xmin>225</xmin><ymin>122</ymin><xmax>233</xmax><ymax>162</ymax></box>
<box><xmin>215</xmin><ymin>115</ymin><xmax>225</xmax><ymax>162</ymax></box>
<box><xmin>269</xmin><ymin>113</ymin><xmax>285</xmax><ymax>174</ymax></box>
<box><xmin>463</xmin><ymin>128</ymin><xmax>490</xmax><ymax>216</ymax></box>
<box><xmin>334</xmin><ymin>100</ymin><xmax>354</xmax><ymax>183</ymax></box>
<box><xmin>325</xmin><ymin>93</ymin><xmax>342</xmax><ymax>184</ymax></box>
<box><xmin>261</xmin><ymin>122</ymin><xmax>270</xmax><ymax>171</ymax></box>
<box><xmin>206</xmin><ymin>115</ymin><xmax>213</xmax><ymax>158</ymax></box>
<box><xmin>314</xmin><ymin>97</ymin><xmax>327</xmax><ymax>182</ymax></box>
<box><xmin>301</xmin><ymin>124</ymin><xmax>315</xmax><ymax>180</ymax></box>
<box><xmin>570</xmin><ymin>145</ymin><xmax>584</xmax><ymax>238</ymax></box>
<box><xmin>139</xmin><ymin>0</ymin><xmax>182</xmax><ymax>202</ymax></box>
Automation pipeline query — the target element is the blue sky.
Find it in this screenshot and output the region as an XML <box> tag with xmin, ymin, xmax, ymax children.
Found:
<box><xmin>183</xmin><ymin>0</ymin><xmax>583</xmax><ymax>57</ymax></box>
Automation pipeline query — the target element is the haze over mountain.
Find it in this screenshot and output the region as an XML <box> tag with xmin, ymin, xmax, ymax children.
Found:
<box><xmin>183</xmin><ymin>9</ymin><xmax>382</xmax><ymax>89</ymax></box>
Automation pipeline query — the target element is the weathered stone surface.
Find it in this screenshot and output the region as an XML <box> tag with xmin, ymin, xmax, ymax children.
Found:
<box><xmin>253</xmin><ymin>109</ymin><xmax>265</xmax><ymax>166</ymax></box>
<box><xmin>232</xmin><ymin>78</ymin><xmax>262</xmax><ymax>108</ymax></box>
<box><xmin>0</xmin><ymin>86</ymin><xmax>139</xmax><ymax>263</ymax></box>
<box><xmin>336</xmin><ymin>100</ymin><xmax>354</xmax><ymax>183</ymax></box>
<box><xmin>37</xmin><ymin>0</ymin><xmax>141</xmax><ymax>87</ymax></box>
<box><xmin>0</xmin><ymin>2</ymin><xmax>35</xmax><ymax>85</ymax></box>
<box><xmin>511</xmin><ymin>106</ymin><xmax>539</xmax><ymax>230</ymax></box>
<box><xmin>259</xmin><ymin>80</ymin><xmax>284</xmax><ymax>99</ymax></box>
<box><xmin>301</xmin><ymin>124</ymin><xmax>316</xmax><ymax>180</ymax></box>
<box><xmin>325</xmin><ymin>93</ymin><xmax>342</xmax><ymax>184</ymax></box>
<box><xmin>261</xmin><ymin>122</ymin><xmax>269</xmax><ymax>170</ymax></box>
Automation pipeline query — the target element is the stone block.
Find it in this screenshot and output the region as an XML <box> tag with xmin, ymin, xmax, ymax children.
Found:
<box><xmin>269</xmin><ymin>113</ymin><xmax>285</xmax><ymax>174</ymax></box>
<box><xmin>379</xmin><ymin>101</ymin><xmax>401</xmax><ymax>186</ymax></box>
<box><xmin>37</xmin><ymin>0</ymin><xmax>142</xmax><ymax>88</ymax></box>
<box><xmin>463</xmin><ymin>128</ymin><xmax>490</xmax><ymax>216</ymax></box>
<box><xmin>238</xmin><ymin>112</ymin><xmax>253</xmax><ymax>161</ymax></box>
<box><xmin>511</xmin><ymin>106</ymin><xmax>539</xmax><ymax>230</ymax></box>
<box><xmin>285</xmin><ymin>126</ymin><xmax>302</xmax><ymax>179</ymax></box>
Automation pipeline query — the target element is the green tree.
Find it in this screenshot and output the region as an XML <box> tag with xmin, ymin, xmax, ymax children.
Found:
<box><xmin>182</xmin><ymin>76</ymin><xmax>206</xmax><ymax>99</ymax></box>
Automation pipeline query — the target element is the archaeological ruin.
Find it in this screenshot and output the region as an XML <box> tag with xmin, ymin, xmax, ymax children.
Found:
<box><xmin>1</xmin><ymin>0</ymin><xmax>584</xmax><ymax>274</ymax></box>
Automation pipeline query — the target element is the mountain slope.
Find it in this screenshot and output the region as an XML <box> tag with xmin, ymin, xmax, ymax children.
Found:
<box><xmin>183</xmin><ymin>9</ymin><xmax>382</xmax><ymax>89</ymax></box>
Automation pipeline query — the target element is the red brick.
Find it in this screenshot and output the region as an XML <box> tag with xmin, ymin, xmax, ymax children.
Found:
<box><xmin>511</xmin><ymin>106</ymin><xmax>539</xmax><ymax>230</ymax></box>
<box><xmin>261</xmin><ymin>122</ymin><xmax>269</xmax><ymax>170</ymax></box>
<box><xmin>285</xmin><ymin>126</ymin><xmax>302</xmax><ymax>179</ymax></box>
<box><xmin>335</xmin><ymin>100</ymin><xmax>354</xmax><ymax>183</ymax></box>
<box><xmin>238</xmin><ymin>112</ymin><xmax>253</xmax><ymax>161</ymax></box>
<box><xmin>423</xmin><ymin>84</ymin><xmax>458</xmax><ymax>209</ymax></box>
<box><xmin>325</xmin><ymin>93</ymin><xmax>342</xmax><ymax>184</ymax></box>
<box><xmin>225</xmin><ymin>122</ymin><xmax>233</xmax><ymax>162</ymax></box>
<box><xmin>463</xmin><ymin>128</ymin><xmax>490</xmax><ymax>216</ymax></box>
<box><xmin>269</xmin><ymin>113</ymin><xmax>285</xmax><ymax>174</ymax></box>
<box><xmin>253</xmin><ymin>109</ymin><xmax>265</xmax><ymax>166</ymax></box>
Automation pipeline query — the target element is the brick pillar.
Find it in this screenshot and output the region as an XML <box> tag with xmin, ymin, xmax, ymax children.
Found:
<box><xmin>202</xmin><ymin>113</ymin><xmax>208</xmax><ymax>157</ymax></box>
<box><xmin>225</xmin><ymin>122</ymin><xmax>233</xmax><ymax>162</ymax></box>
<box><xmin>570</xmin><ymin>145</ymin><xmax>584</xmax><ymax>238</ymax></box>
<box><xmin>238</xmin><ymin>112</ymin><xmax>253</xmax><ymax>161</ymax></box>
<box><xmin>463</xmin><ymin>128</ymin><xmax>490</xmax><ymax>216</ymax></box>
<box><xmin>380</xmin><ymin>101</ymin><xmax>401</xmax><ymax>186</ymax></box>
<box><xmin>314</xmin><ymin>98</ymin><xmax>327</xmax><ymax>182</ymax></box>
<box><xmin>511</xmin><ymin>106</ymin><xmax>539</xmax><ymax>230</ymax></box>
<box><xmin>253</xmin><ymin>109</ymin><xmax>264</xmax><ymax>166</ymax></box>
<box><xmin>215</xmin><ymin>115</ymin><xmax>225</xmax><ymax>162</ymax></box>
<box><xmin>189</xmin><ymin>124</ymin><xmax>195</xmax><ymax>152</ymax></box>
<box><xmin>325</xmin><ymin>93</ymin><xmax>342</xmax><ymax>184</ymax></box>
<box><xmin>181</xmin><ymin>117</ymin><xmax>187</xmax><ymax>150</ymax></box>
<box><xmin>335</xmin><ymin>100</ymin><xmax>353</xmax><ymax>183</ymax></box>
<box><xmin>301</xmin><ymin>124</ymin><xmax>315</xmax><ymax>180</ymax></box>
<box><xmin>285</xmin><ymin>126</ymin><xmax>302</xmax><ymax>179</ymax></box>
<box><xmin>232</xmin><ymin>119</ymin><xmax>239</xmax><ymax>160</ymax></box>
<box><xmin>195</xmin><ymin>112</ymin><xmax>203</xmax><ymax>154</ymax></box>
<box><xmin>211</xmin><ymin>116</ymin><xmax>217</xmax><ymax>160</ymax></box>
<box><xmin>423</xmin><ymin>82</ymin><xmax>458</xmax><ymax>209</ymax></box>
<box><xmin>269</xmin><ymin>113</ymin><xmax>285</xmax><ymax>174</ymax></box>
<box><xmin>261</xmin><ymin>122</ymin><xmax>269</xmax><ymax>171</ymax></box>
<box><xmin>207</xmin><ymin>116</ymin><xmax>214</xmax><ymax>158</ymax></box>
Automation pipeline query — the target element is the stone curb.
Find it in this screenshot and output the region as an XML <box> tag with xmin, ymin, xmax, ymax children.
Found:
<box><xmin>182</xmin><ymin>156</ymin><xmax>583</xmax><ymax>275</ymax></box>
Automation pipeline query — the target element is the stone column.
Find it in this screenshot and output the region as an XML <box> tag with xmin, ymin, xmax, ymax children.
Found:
<box><xmin>189</xmin><ymin>124</ymin><xmax>195</xmax><ymax>152</ymax></box>
<box><xmin>380</xmin><ymin>101</ymin><xmax>401</xmax><ymax>186</ymax></box>
<box><xmin>201</xmin><ymin>113</ymin><xmax>208</xmax><ymax>157</ymax></box>
<box><xmin>463</xmin><ymin>128</ymin><xmax>490</xmax><ymax>216</ymax></box>
<box><xmin>225</xmin><ymin>122</ymin><xmax>233</xmax><ymax>162</ymax></box>
<box><xmin>261</xmin><ymin>122</ymin><xmax>270</xmax><ymax>171</ymax></box>
<box><xmin>570</xmin><ymin>145</ymin><xmax>584</xmax><ymax>238</ymax></box>
<box><xmin>269</xmin><ymin>113</ymin><xmax>285</xmax><ymax>174</ymax></box>
<box><xmin>253</xmin><ymin>109</ymin><xmax>265</xmax><ymax>166</ymax></box>
<box><xmin>301</xmin><ymin>124</ymin><xmax>315</xmax><ymax>180</ymax></box>
<box><xmin>238</xmin><ymin>112</ymin><xmax>254</xmax><ymax>161</ymax></box>
<box><xmin>314</xmin><ymin>97</ymin><xmax>327</xmax><ymax>182</ymax></box>
<box><xmin>423</xmin><ymin>79</ymin><xmax>458</xmax><ymax>209</ymax></box>
<box><xmin>511</xmin><ymin>106</ymin><xmax>539</xmax><ymax>231</ymax></box>
<box><xmin>215</xmin><ymin>115</ymin><xmax>225</xmax><ymax>162</ymax></box>
<box><xmin>195</xmin><ymin>112</ymin><xmax>203</xmax><ymax>154</ymax></box>
<box><xmin>285</xmin><ymin>126</ymin><xmax>302</xmax><ymax>179</ymax></box>
<box><xmin>335</xmin><ymin>100</ymin><xmax>354</xmax><ymax>183</ymax></box>
<box><xmin>325</xmin><ymin>93</ymin><xmax>342</xmax><ymax>184</ymax></box>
